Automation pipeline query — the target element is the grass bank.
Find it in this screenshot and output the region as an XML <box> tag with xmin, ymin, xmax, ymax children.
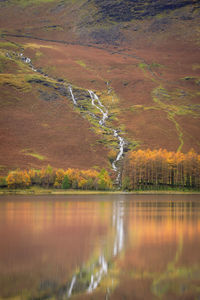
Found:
<box><xmin>0</xmin><ymin>187</ymin><xmax>199</xmax><ymax>195</ymax></box>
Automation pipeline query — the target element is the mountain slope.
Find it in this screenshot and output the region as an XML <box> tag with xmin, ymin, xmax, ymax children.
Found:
<box><xmin>0</xmin><ymin>0</ymin><xmax>199</xmax><ymax>175</ymax></box>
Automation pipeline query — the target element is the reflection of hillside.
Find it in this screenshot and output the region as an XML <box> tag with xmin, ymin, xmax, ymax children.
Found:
<box><xmin>0</xmin><ymin>197</ymin><xmax>112</xmax><ymax>298</ymax></box>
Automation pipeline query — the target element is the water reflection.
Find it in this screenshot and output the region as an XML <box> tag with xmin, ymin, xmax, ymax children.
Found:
<box><xmin>61</xmin><ymin>199</ymin><xmax>125</xmax><ymax>298</ymax></box>
<box><xmin>0</xmin><ymin>195</ymin><xmax>200</xmax><ymax>300</ymax></box>
<box><xmin>113</xmin><ymin>200</ymin><xmax>124</xmax><ymax>257</ymax></box>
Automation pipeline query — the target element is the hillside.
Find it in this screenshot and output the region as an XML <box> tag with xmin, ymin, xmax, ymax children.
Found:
<box><xmin>0</xmin><ymin>0</ymin><xmax>200</xmax><ymax>176</ymax></box>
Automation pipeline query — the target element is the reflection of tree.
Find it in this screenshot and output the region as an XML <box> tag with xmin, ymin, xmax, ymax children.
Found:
<box><xmin>128</xmin><ymin>201</ymin><xmax>200</xmax><ymax>300</ymax></box>
<box><xmin>149</xmin><ymin>234</ymin><xmax>200</xmax><ymax>299</ymax></box>
<box><xmin>36</xmin><ymin>201</ymin><xmax>125</xmax><ymax>299</ymax></box>
<box><xmin>152</xmin><ymin>234</ymin><xmax>183</xmax><ymax>298</ymax></box>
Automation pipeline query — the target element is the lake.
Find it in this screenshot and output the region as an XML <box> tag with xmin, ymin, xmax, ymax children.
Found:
<box><xmin>0</xmin><ymin>194</ymin><xmax>200</xmax><ymax>300</ymax></box>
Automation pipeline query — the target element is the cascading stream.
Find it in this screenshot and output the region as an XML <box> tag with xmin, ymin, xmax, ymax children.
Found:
<box><xmin>88</xmin><ymin>90</ymin><xmax>126</xmax><ymax>183</ymax></box>
<box><xmin>68</xmin><ymin>86</ymin><xmax>77</xmax><ymax>106</ymax></box>
<box><xmin>88</xmin><ymin>90</ymin><xmax>108</xmax><ymax>126</ymax></box>
<box><xmin>18</xmin><ymin>52</ymin><xmax>126</xmax><ymax>183</ymax></box>
<box><xmin>112</xmin><ymin>130</ymin><xmax>125</xmax><ymax>179</ymax></box>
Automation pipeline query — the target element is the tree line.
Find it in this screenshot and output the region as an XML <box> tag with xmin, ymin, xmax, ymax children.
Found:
<box><xmin>122</xmin><ymin>149</ymin><xmax>200</xmax><ymax>190</ymax></box>
<box><xmin>0</xmin><ymin>149</ymin><xmax>199</xmax><ymax>191</ymax></box>
<box><xmin>2</xmin><ymin>166</ymin><xmax>113</xmax><ymax>190</ymax></box>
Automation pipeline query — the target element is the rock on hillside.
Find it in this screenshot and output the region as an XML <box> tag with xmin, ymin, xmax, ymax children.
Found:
<box><xmin>93</xmin><ymin>0</ymin><xmax>200</xmax><ymax>22</ymax></box>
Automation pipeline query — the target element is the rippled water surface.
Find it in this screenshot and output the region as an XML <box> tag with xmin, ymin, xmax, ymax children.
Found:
<box><xmin>0</xmin><ymin>194</ymin><xmax>200</xmax><ymax>300</ymax></box>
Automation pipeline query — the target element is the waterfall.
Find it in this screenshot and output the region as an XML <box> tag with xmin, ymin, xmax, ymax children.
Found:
<box><xmin>88</xmin><ymin>90</ymin><xmax>108</xmax><ymax>126</ymax></box>
<box><xmin>112</xmin><ymin>130</ymin><xmax>125</xmax><ymax>175</ymax></box>
<box><xmin>17</xmin><ymin>51</ymin><xmax>126</xmax><ymax>183</ymax></box>
<box><xmin>88</xmin><ymin>90</ymin><xmax>126</xmax><ymax>181</ymax></box>
<box><xmin>68</xmin><ymin>86</ymin><xmax>77</xmax><ymax>106</ymax></box>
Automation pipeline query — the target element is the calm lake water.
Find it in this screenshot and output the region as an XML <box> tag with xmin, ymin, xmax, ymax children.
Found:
<box><xmin>0</xmin><ymin>194</ymin><xmax>200</xmax><ymax>300</ymax></box>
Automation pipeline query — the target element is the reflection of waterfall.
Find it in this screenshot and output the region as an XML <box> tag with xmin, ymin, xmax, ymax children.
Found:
<box><xmin>87</xmin><ymin>255</ymin><xmax>108</xmax><ymax>293</ymax></box>
<box><xmin>113</xmin><ymin>200</ymin><xmax>124</xmax><ymax>257</ymax></box>
<box><xmin>62</xmin><ymin>200</ymin><xmax>125</xmax><ymax>298</ymax></box>
<box><xmin>20</xmin><ymin>200</ymin><xmax>125</xmax><ymax>299</ymax></box>
<box><xmin>67</xmin><ymin>275</ymin><xmax>76</xmax><ymax>298</ymax></box>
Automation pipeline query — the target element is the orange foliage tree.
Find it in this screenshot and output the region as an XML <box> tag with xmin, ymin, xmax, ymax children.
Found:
<box><xmin>5</xmin><ymin>166</ymin><xmax>113</xmax><ymax>190</ymax></box>
<box><xmin>39</xmin><ymin>165</ymin><xmax>56</xmax><ymax>188</ymax></box>
<box><xmin>54</xmin><ymin>169</ymin><xmax>66</xmax><ymax>188</ymax></box>
<box><xmin>7</xmin><ymin>169</ymin><xmax>31</xmax><ymax>189</ymax></box>
<box><xmin>122</xmin><ymin>149</ymin><xmax>200</xmax><ymax>190</ymax></box>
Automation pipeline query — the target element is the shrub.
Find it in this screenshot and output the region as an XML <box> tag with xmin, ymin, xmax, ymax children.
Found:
<box><xmin>97</xmin><ymin>168</ymin><xmax>113</xmax><ymax>190</ymax></box>
<box><xmin>0</xmin><ymin>176</ymin><xmax>7</xmax><ymax>188</ymax></box>
<box><xmin>62</xmin><ymin>175</ymin><xmax>71</xmax><ymax>189</ymax></box>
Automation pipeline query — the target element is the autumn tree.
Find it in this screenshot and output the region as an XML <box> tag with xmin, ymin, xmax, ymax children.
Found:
<box><xmin>97</xmin><ymin>168</ymin><xmax>113</xmax><ymax>190</ymax></box>
<box><xmin>39</xmin><ymin>165</ymin><xmax>56</xmax><ymax>188</ymax></box>
<box><xmin>54</xmin><ymin>169</ymin><xmax>65</xmax><ymax>188</ymax></box>
<box><xmin>7</xmin><ymin>169</ymin><xmax>31</xmax><ymax>189</ymax></box>
<box><xmin>122</xmin><ymin>149</ymin><xmax>200</xmax><ymax>190</ymax></box>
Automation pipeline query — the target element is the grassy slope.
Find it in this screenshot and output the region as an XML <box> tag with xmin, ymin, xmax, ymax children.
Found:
<box><xmin>0</xmin><ymin>0</ymin><xmax>199</xmax><ymax>174</ymax></box>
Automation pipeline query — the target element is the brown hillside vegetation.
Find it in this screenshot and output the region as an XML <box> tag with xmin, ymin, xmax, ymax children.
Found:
<box><xmin>0</xmin><ymin>50</ymin><xmax>109</xmax><ymax>174</ymax></box>
<box><xmin>0</xmin><ymin>0</ymin><xmax>199</xmax><ymax>175</ymax></box>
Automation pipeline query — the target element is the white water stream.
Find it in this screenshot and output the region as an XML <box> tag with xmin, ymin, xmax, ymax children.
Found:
<box><xmin>18</xmin><ymin>52</ymin><xmax>126</xmax><ymax>183</ymax></box>
<box><xmin>87</xmin><ymin>90</ymin><xmax>125</xmax><ymax>182</ymax></box>
<box><xmin>68</xmin><ymin>86</ymin><xmax>77</xmax><ymax>106</ymax></box>
<box><xmin>88</xmin><ymin>90</ymin><xmax>108</xmax><ymax>126</ymax></box>
<box><xmin>67</xmin><ymin>86</ymin><xmax>125</xmax><ymax>182</ymax></box>
<box><xmin>112</xmin><ymin>130</ymin><xmax>125</xmax><ymax>173</ymax></box>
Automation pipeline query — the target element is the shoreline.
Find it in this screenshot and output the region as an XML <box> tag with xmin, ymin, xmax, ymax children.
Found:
<box><xmin>0</xmin><ymin>187</ymin><xmax>199</xmax><ymax>196</ymax></box>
